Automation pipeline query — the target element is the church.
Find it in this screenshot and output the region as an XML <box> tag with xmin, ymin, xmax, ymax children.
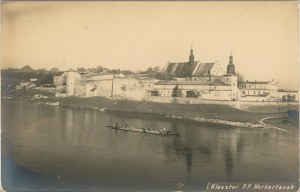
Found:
<box><xmin>53</xmin><ymin>48</ymin><xmax>295</xmax><ymax>102</ymax></box>
<box><xmin>164</xmin><ymin>48</ymin><xmax>224</xmax><ymax>79</ymax></box>
<box><xmin>153</xmin><ymin>48</ymin><xmax>278</xmax><ymax>101</ymax></box>
<box><xmin>154</xmin><ymin>48</ymin><xmax>238</xmax><ymax>100</ymax></box>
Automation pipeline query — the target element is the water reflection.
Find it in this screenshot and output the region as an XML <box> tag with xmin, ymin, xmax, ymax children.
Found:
<box><xmin>1</xmin><ymin>100</ymin><xmax>299</xmax><ymax>191</ymax></box>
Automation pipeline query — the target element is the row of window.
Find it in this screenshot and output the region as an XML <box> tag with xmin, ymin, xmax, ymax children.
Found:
<box><xmin>239</xmin><ymin>84</ymin><xmax>267</xmax><ymax>89</ymax></box>
<box><xmin>242</xmin><ymin>91</ymin><xmax>265</xmax><ymax>95</ymax></box>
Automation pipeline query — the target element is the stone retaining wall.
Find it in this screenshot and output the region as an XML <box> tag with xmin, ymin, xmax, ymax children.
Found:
<box><xmin>143</xmin><ymin>96</ymin><xmax>299</xmax><ymax>112</ymax></box>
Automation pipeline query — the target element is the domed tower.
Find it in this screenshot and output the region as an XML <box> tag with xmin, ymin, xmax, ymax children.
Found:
<box><xmin>227</xmin><ymin>54</ymin><xmax>235</xmax><ymax>74</ymax></box>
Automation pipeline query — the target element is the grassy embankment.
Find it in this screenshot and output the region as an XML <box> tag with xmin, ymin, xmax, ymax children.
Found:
<box><xmin>4</xmin><ymin>89</ymin><xmax>297</xmax><ymax>127</ymax></box>
<box><xmin>52</xmin><ymin>96</ymin><xmax>287</xmax><ymax>124</ymax></box>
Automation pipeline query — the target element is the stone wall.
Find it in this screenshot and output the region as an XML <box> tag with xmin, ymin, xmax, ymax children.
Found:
<box><xmin>143</xmin><ymin>96</ymin><xmax>299</xmax><ymax>112</ymax></box>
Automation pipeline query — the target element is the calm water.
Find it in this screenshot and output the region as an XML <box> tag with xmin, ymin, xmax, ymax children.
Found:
<box><xmin>1</xmin><ymin>100</ymin><xmax>299</xmax><ymax>191</ymax></box>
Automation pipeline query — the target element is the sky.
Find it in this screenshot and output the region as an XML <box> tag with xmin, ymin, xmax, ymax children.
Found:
<box><xmin>1</xmin><ymin>1</ymin><xmax>299</xmax><ymax>89</ymax></box>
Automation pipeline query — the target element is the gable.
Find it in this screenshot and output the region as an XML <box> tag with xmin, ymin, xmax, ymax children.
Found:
<box><xmin>210</xmin><ymin>62</ymin><xmax>223</xmax><ymax>76</ymax></box>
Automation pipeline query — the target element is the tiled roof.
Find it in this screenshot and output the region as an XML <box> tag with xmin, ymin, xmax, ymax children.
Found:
<box><xmin>164</xmin><ymin>61</ymin><xmax>198</xmax><ymax>77</ymax></box>
<box><xmin>239</xmin><ymin>81</ymin><xmax>274</xmax><ymax>84</ymax></box>
<box><xmin>192</xmin><ymin>63</ymin><xmax>214</xmax><ymax>76</ymax></box>
<box><xmin>156</xmin><ymin>80</ymin><xmax>231</xmax><ymax>86</ymax></box>
<box><xmin>164</xmin><ymin>61</ymin><xmax>220</xmax><ymax>78</ymax></box>
<box><xmin>278</xmin><ymin>90</ymin><xmax>298</xmax><ymax>93</ymax></box>
<box><xmin>243</xmin><ymin>94</ymin><xmax>269</xmax><ymax>97</ymax></box>
<box><xmin>80</xmin><ymin>75</ymin><xmax>114</xmax><ymax>81</ymax></box>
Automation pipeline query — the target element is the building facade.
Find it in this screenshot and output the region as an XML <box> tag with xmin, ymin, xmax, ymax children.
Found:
<box><xmin>53</xmin><ymin>49</ymin><xmax>298</xmax><ymax>102</ymax></box>
<box><xmin>238</xmin><ymin>80</ymin><xmax>278</xmax><ymax>101</ymax></box>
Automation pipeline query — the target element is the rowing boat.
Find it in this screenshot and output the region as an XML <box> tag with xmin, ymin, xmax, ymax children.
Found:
<box><xmin>105</xmin><ymin>126</ymin><xmax>180</xmax><ymax>136</ymax></box>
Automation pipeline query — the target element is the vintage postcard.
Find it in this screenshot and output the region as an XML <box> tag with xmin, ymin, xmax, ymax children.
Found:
<box><xmin>1</xmin><ymin>1</ymin><xmax>299</xmax><ymax>191</ymax></box>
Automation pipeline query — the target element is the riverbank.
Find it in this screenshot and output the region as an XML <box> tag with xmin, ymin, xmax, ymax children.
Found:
<box><xmin>10</xmin><ymin>96</ymin><xmax>298</xmax><ymax>131</ymax></box>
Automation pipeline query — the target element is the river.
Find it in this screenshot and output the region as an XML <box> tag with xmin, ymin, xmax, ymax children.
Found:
<box><xmin>1</xmin><ymin>100</ymin><xmax>299</xmax><ymax>191</ymax></box>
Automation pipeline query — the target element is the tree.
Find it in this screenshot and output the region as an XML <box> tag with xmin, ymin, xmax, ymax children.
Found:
<box><xmin>50</xmin><ymin>67</ymin><xmax>59</xmax><ymax>74</ymax></box>
<box><xmin>236</xmin><ymin>72</ymin><xmax>245</xmax><ymax>82</ymax></box>
<box><xmin>172</xmin><ymin>84</ymin><xmax>182</xmax><ymax>97</ymax></box>
<box><xmin>77</xmin><ymin>67</ymin><xmax>86</xmax><ymax>74</ymax></box>
<box><xmin>153</xmin><ymin>66</ymin><xmax>160</xmax><ymax>72</ymax></box>
<box><xmin>146</xmin><ymin>67</ymin><xmax>153</xmax><ymax>73</ymax></box>
<box><xmin>96</xmin><ymin>65</ymin><xmax>104</xmax><ymax>73</ymax></box>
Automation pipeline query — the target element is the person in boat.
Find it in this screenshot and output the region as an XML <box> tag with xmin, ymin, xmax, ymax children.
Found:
<box><xmin>124</xmin><ymin>123</ymin><xmax>128</xmax><ymax>128</ymax></box>
<box><xmin>163</xmin><ymin>128</ymin><xmax>166</xmax><ymax>133</ymax></box>
<box><xmin>115</xmin><ymin>122</ymin><xmax>119</xmax><ymax>129</ymax></box>
<box><xmin>142</xmin><ymin>128</ymin><xmax>146</xmax><ymax>133</ymax></box>
<box><xmin>162</xmin><ymin>128</ymin><xmax>170</xmax><ymax>134</ymax></box>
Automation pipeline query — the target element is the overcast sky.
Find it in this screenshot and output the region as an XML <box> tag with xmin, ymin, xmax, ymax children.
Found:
<box><xmin>1</xmin><ymin>1</ymin><xmax>298</xmax><ymax>89</ymax></box>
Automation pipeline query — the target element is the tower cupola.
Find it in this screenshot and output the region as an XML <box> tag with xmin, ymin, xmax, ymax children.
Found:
<box><xmin>227</xmin><ymin>54</ymin><xmax>235</xmax><ymax>74</ymax></box>
<box><xmin>189</xmin><ymin>47</ymin><xmax>194</xmax><ymax>64</ymax></box>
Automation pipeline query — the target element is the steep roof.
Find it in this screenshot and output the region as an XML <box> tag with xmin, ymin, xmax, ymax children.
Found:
<box><xmin>164</xmin><ymin>61</ymin><xmax>199</xmax><ymax>77</ymax></box>
<box><xmin>164</xmin><ymin>61</ymin><xmax>220</xmax><ymax>78</ymax></box>
<box><xmin>192</xmin><ymin>63</ymin><xmax>214</xmax><ymax>76</ymax></box>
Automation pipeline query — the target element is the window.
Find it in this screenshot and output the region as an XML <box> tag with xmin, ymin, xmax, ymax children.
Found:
<box><xmin>243</xmin><ymin>91</ymin><xmax>245</xmax><ymax>94</ymax></box>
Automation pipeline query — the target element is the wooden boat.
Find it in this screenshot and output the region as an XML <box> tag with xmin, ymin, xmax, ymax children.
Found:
<box><xmin>105</xmin><ymin>126</ymin><xmax>180</xmax><ymax>136</ymax></box>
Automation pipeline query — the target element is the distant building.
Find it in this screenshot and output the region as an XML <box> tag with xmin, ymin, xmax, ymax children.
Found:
<box><xmin>30</xmin><ymin>78</ymin><xmax>38</xmax><ymax>82</ymax></box>
<box><xmin>164</xmin><ymin>48</ymin><xmax>223</xmax><ymax>78</ymax></box>
<box><xmin>16</xmin><ymin>82</ymin><xmax>36</xmax><ymax>89</ymax></box>
<box><xmin>155</xmin><ymin>54</ymin><xmax>239</xmax><ymax>101</ymax></box>
<box><xmin>238</xmin><ymin>80</ymin><xmax>278</xmax><ymax>101</ymax></box>
<box><xmin>53</xmin><ymin>71</ymin><xmax>81</xmax><ymax>96</ymax></box>
<box><xmin>278</xmin><ymin>90</ymin><xmax>299</xmax><ymax>102</ymax></box>
<box><xmin>53</xmin><ymin>48</ymin><xmax>297</xmax><ymax>103</ymax></box>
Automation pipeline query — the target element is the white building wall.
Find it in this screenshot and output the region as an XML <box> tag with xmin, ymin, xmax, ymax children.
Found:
<box><xmin>113</xmin><ymin>78</ymin><xmax>146</xmax><ymax>100</ymax></box>
<box><xmin>66</xmin><ymin>72</ymin><xmax>81</xmax><ymax>96</ymax></box>
<box><xmin>95</xmin><ymin>80</ymin><xmax>113</xmax><ymax>98</ymax></box>
<box><xmin>238</xmin><ymin>81</ymin><xmax>278</xmax><ymax>101</ymax></box>
<box><xmin>278</xmin><ymin>91</ymin><xmax>299</xmax><ymax>101</ymax></box>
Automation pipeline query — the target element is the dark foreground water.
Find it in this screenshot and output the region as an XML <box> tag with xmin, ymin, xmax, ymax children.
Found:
<box><xmin>1</xmin><ymin>100</ymin><xmax>299</xmax><ymax>191</ymax></box>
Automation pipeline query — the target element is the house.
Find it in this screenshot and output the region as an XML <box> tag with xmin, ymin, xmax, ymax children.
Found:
<box><xmin>30</xmin><ymin>78</ymin><xmax>38</xmax><ymax>82</ymax></box>
<box><xmin>74</xmin><ymin>74</ymin><xmax>114</xmax><ymax>98</ymax></box>
<box><xmin>16</xmin><ymin>82</ymin><xmax>36</xmax><ymax>90</ymax></box>
<box><xmin>278</xmin><ymin>90</ymin><xmax>299</xmax><ymax>102</ymax></box>
<box><xmin>238</xmin><ymin>80</ymin><xmax>278</xmax><ymax>101</ymax></box>
<box><xmin>54</xmin><ymin>71</ymin><xmax>81</xmax><ymax>96</ymax></box>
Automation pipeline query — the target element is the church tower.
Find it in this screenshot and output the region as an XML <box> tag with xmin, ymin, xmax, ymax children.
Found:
<box><xmin>226</xmin><ymin>54</ymin><xmax>235</xmax><ymax>74</ymax></box>
<box><xmin>189</xmin><ymin>47</ymin><xmax>194</xmax><ymax>65</ymax></box>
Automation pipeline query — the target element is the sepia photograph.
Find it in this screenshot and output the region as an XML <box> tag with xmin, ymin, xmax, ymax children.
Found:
<box><xmin>1</xmin><ymin>1</ymin><xmax>299</xmax><ymax>191</ymax></box>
